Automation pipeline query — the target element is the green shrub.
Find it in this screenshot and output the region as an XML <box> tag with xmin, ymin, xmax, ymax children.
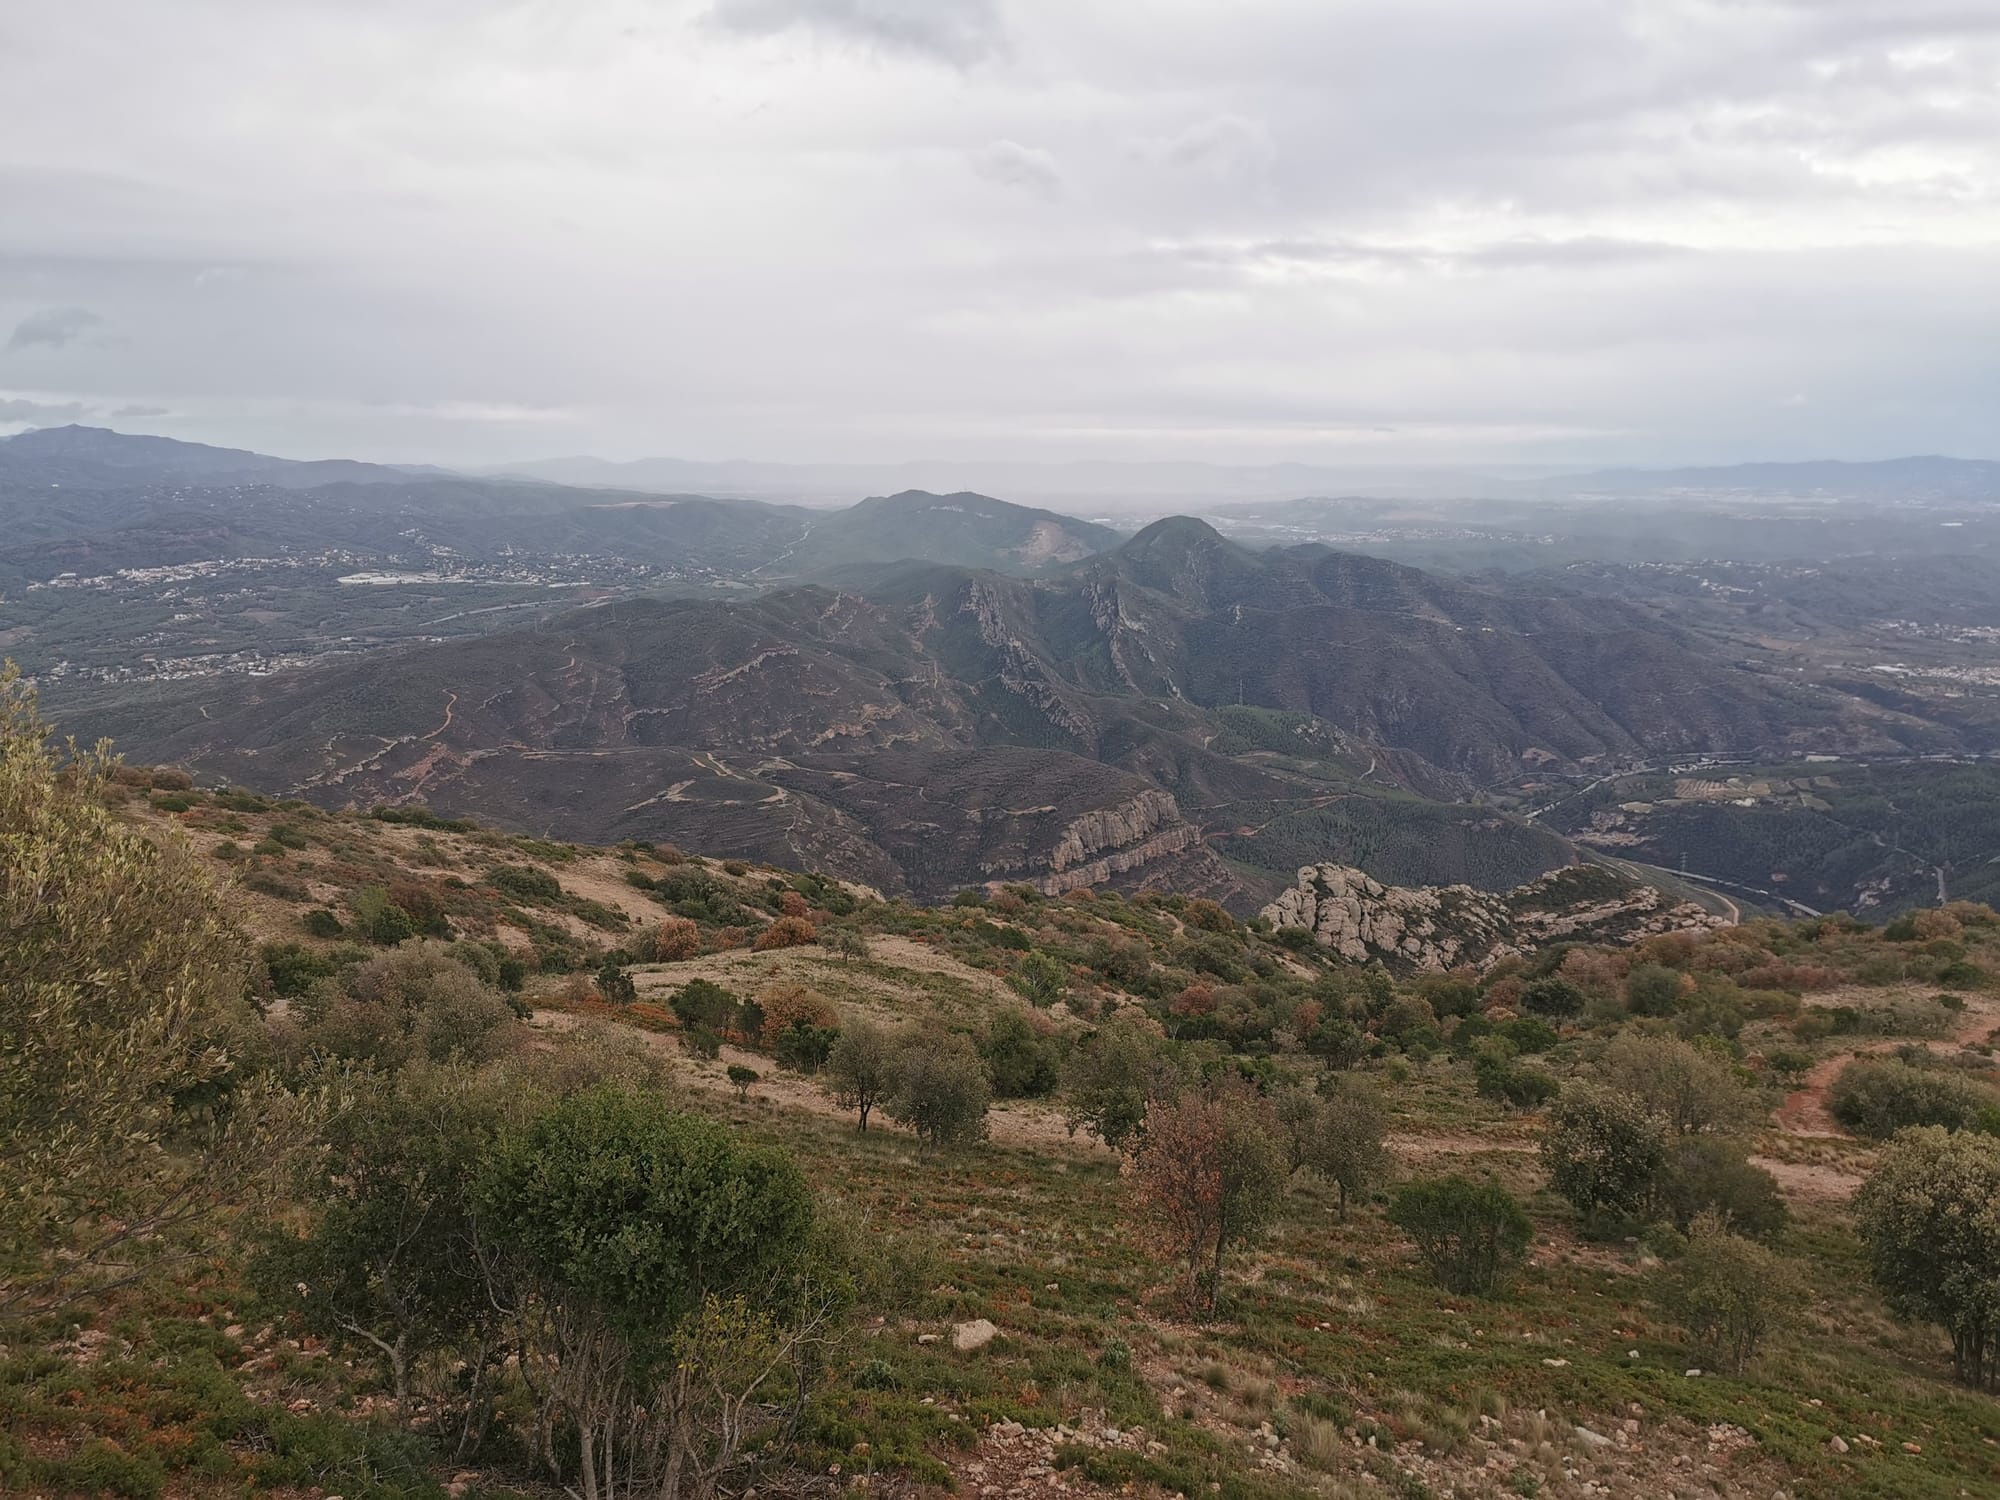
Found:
<box><xmin>370</xmin><ymin>803</ymin><xmax>475</xmax><ymax>832</ymax></box>
<box><xmin>670</xmin><ymin>978</ymin><xmax>737</xmax><ymax>1031</ymax></box>
<box><xmin>887</xmin><ymin>1034</ymin><xmax>991</xmax><ymax>1149</ymax></box>
<box><xmin>1856</xmin><ymin>1127</ymin><xmax>2000</xmax><ymax>1390</ymax></box>
<box><xmin>1521</xmin><ymin>977</ymin><xmax>1585</xmax><ymax>1019</ymax></box>
<box><xmin>1497</xmin><ymin>1016</ymin><xmax>1559</xmax><ymax>1054</ymax></box>
<box><xmin>1388</xmin><ymin>1176</ymin><xmax>1533</xmax><ymax>1295</ymax></box>
<box><xmin>1624</xmin><ymin>964</ymin><xmax>1683</xmax><ymax>1017</ymax></box>
<box><xmin>261</xmin><ymin>941</ymin><xmax>341</xmax><ymax>999</ymax></box>
<box><xmin>1658</xmin><ymin>1215</ymin><xmax>1798</xmax><ymax>1373</ymax></box>
<box><xmin>1828</xmin><ymin>1058</ymin><xmax>2000</xmax><ymax>1139</ymax></box>
<box><xmin>596</xmin><ymin>959</ymin><xmax>637</xmax><ymax>1005</ymax></box>
<box><xmin>487</xmin><ymin>863</ymin><xmax>563</xmax><ymax>903</ymax></box>
<box><xmin>349</xmin><ymin>885</ymin><xmax>418</xmax><ymax>945</ymax></box>
<box><xmin>774</xmin><ymin>1021</ymin><xmax>839</xmax><ymax>1074</ymax></box>
<box><xmin>1541</xmin><ymin>1084</ymin><xmax>1666</xmax><ymax>1221</ymax></box>
<box><xmin>982</xmin><ymin>1011</ymin><xmax>1061</xmax><ymax>1099</ymax></box>
<box><xmin>1656</xmin><ymin>1138</ymin><xmax>1787</xmax><ymax>1239</ymax></box>
<box><xmin>302</xmin><ymin>907</ymin><xmax>344</xmax><ymax>938</ymax></box>
<box><xmin>1476</xmin><ymin>1055</ymin><xmax>1559</xmax><ymax>1110</ymax></box>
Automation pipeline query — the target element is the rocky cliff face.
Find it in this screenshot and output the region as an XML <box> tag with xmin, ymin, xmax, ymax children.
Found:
<box><xmin>1262</xmin><ymin>862</ymin><xmax>1723</xmax><ymax>970</ymax></box>
<box><xmin>1031</xmin><ymin>789</ymin><xmax>1211</xmax><ymax>895</ymax></box>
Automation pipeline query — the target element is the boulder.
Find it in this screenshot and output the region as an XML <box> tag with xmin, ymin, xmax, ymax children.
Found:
<box><xmin>952</xmin><ymin>1318</ymin><xmax>999</xmax><ymax>1352</ymax></box>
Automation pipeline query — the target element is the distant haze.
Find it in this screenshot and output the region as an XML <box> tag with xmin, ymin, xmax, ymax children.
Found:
<box><xmin>3</xmin><ymin>2</ymin><xmax>1997</xmax><ymax>470</ymax></box>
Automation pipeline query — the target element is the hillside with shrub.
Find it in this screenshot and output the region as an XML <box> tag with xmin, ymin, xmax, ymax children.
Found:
<box><xmin>8</xmin><ymin>676</ymin><xmax>2000</xmax><ymax>1500</ymax></box>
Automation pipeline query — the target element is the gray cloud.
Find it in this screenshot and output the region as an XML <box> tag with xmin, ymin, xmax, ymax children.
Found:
<box><xmin>969</xmin><ymin>140</ymin><xmax>1062</xmax><ymax>198</ymax></box>
<box><xmin>0</xmin><ymin>397</ymin><xmax>90</xmax><ymax>423</ymax></box>
<box><xmin>1163</xmin><ymin>235</ymin><xmax>1692</xmax><ymax>279</ymax></box>
<box><xmin>111</xmin><ymin>403</ymin><xmax>169</xmax><ymax>418</ymax></box>
<box><xmin>7</xmin><ymin>306</ymin><xmax>102</xmax><ymax>351</ymax></box>
<box><xmin>0</xmin><ymin>2</ymin><xmax>1994</xmax><ymax>467</ymax></box>
<box><xmin>707</xmin><ymin>0</ymin><xmax>1004</xmax><ymax>65</ymax></box>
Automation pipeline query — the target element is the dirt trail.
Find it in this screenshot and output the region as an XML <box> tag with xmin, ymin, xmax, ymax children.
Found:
<box><xmin>1773</xmin><ymin>989</ymin><xmax>2000</xmax><ymax>1137</ymax></box>
<box><xmin>1387</xmin><ymin>1130</ymin><xmax>1537</xmax><ymax>1163</ymax></box>
<box><xmin>1757</xmin><ymin>988</ymin><xmax>2000</xmax><ymax>1203</ymax></box>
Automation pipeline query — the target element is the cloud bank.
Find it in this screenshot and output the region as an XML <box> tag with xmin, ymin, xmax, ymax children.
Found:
<box><xmin>0</xmin><ymin>1</ymin><xmax>1994</xmax><ymax>466</ymax></box>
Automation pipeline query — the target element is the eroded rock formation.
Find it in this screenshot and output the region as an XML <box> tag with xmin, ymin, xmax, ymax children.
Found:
<box><xmin>1262</xmin><ymin>862</ymin><xmax>1724</xmax><ymax>970</ymax></box>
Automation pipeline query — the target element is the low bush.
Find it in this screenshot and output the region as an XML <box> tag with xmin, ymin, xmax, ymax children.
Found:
<box><xmin>1828</xmin><ymin>1057</ymin><xmax>2000</xmax><ymax>1139</ymax></box>
<box><xmin>1658</xmin><ymin>1215</ymin><xmax>1798</xmax><ymax>1372</ymax></box>
<box><xmin>1388</xmin><ymin>1176</ymin><xmax>1532</xmax><ymax>1295</ymax></box>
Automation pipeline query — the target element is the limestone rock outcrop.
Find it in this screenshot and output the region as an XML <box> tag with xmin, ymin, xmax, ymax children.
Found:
<box><xmin>1262</xmin><ymin>862</ymin><xmax>1724</xmax><ymax>971</ymax></box>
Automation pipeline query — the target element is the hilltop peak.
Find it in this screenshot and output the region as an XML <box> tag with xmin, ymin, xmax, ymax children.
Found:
<box><xmin>1118</xmin><ymin>514</ymin><xmax>1231</xmax><ymax>551</ymax></box>
<box><xmin>801</xmin><ymin>489</ymin><xmax>1121</xmax><ymax>576</ymax></box>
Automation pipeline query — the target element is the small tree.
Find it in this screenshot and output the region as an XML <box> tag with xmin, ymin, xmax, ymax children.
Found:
<box><xmin>595</xmin><ymin>958</ymin><xmax>637</xmax><ymax>1006</ymax></box>
<box><xmin>1012</xmin><ymin>949</ymin><xmax>1070</xmax><ymax>1009</ymax></box>
<box><xmin>1855</xmin><ymin>1126</ymin><xmax>2000</xmax><ymax>1390</ymax></box>
<box><xmin>1063</xmin><ymin>1013</ymin><xmax>1177</xmax><ymax>1149</ymax></box>
<box><xmin>1521</xmin><ymin>977</ymin><xmax>1585</xmax><ymax>1019</ymax></box>
<box><xmin>1387</xmin><ymin>1175</ymin><xmax>1533</xmax><ymax>1295</ymax></box>
<box><xmin>1276</xmin><ymin>1078</ymin><xmax>1389</xmax><ymax>1219</ymax></box>
<box><xmin>1597</xmin><ymin>1033</ymin><xmax>1757</xmax><ymax>1137</ymax></box>
<box><xmin>1541</xmin><ymin>1084</ymin><xmax>1666</xmax><ymax>1222</ymax></box>
<box><xmin>822</xmin><ymin>926</ymin><xmax>870</xmax><ymax>963</ymax></box>
<box><xmin>1131</xmin><ymin>1087</ymin><xmax>1289</xmax><ymax>1314</ymax></box>
<box><xmin>825</xmin><ymin>1017</ymin><xmax>899</xmax><ymax>1132</ymax></box>
<box><xmin>727</xmin><ymin>1064</ymin><xmax>759</xmax><ymax>1101</ymax></box>
<box><xmin>1</xmin><ymin>669</ymin><xmax>308</xmax><ymax>1324</ymax></box>
<box><xmin>1658</xmin><ymin>1213</ymin><xmax>1798</xmax><ymax>1373</ymax></box>
<box><xmin>258</xmin><ymin>1065</ymin><xmax>517</xmax><ymax>1423</ymax></box>
<box><xmin>670</xmin><ymin>977</ymin><xmax>737</xmax><ymax>1033</ymax></box>
<box><xmin>886</xmin><ymin>1033</ymin><xmax>991</xmax><ymax>1150</ymax></box>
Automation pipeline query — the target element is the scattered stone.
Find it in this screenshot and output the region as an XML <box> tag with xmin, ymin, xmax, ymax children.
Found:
<box><xmin>953</xmin><ymin>1318</ymin><xmax>999</xmax><ymax>1352</ymax></box>
<box><xmin>918</xmin><ymin>1332</ymin><xmax>940</xmax><ymax>1344</ymax></box>
<box><xmin>1574</xmin><ymin>1425</ymin><xmax>1614</xmax><ymax>1450</ymax></box>
<box><xmin>1828</xmin><ymin>1436</ymin><xmax>1849</xmax><ymax>1454</ymax></box>
<box><xmin>1685</xmin><ymin>1368</ymin><xmax>1702</xmax><ymax>1378</ymax></box>
<box><xmin>1542</xmin><ymin>1357</ymin><xmax>1569</xmax><ymax>1367</ymax></box>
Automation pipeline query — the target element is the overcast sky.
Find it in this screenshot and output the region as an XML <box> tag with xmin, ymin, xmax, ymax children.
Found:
<box><xmin>2</xmin><ymin>0</ymin><xmax>1996</xmax><ymax>468</ymax></box>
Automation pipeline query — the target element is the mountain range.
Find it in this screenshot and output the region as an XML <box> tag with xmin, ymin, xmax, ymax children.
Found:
<box><xmin>10</xmin><ymin>424</ymin><xmax>1995</xmax><ymax>908</ymax></box>
<box><xmin>0</xmin><ymin>427</ymin><xmax>1112</xmax><ymax>585</ymax></box>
